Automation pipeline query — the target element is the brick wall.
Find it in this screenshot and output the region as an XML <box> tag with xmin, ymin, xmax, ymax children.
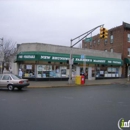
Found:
<box><xmin>82</xmin><ymin>25</ymin><xmax>124</xmax><ymax>53</ymax></box>
<box><xmin>82</xmin><ymin>23</ymin><xmax>130</xmax><ymax>77</ymax></box>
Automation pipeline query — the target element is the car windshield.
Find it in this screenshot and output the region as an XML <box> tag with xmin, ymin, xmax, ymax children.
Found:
<box><xmin>11</xmin><ymin>74</ymin><xmax>20</xmax><ymax>80</ymax></box>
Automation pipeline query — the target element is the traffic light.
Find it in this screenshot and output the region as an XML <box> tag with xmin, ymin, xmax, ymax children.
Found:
<box><xmin>100</xmin><ymin>27</ymin><xmax>108</xmax><ymax>39</ymax></box>
<box><xmin>104</xmin><ymin>28</ymin><xmax>108</xmax><ymax>39</ymax></box>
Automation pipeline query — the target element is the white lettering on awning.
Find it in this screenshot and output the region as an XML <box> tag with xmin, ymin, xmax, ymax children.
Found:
<box><xmin>19</xmin><ymin>55</ymin><xmax>23</xmax><ymax>58</ymax></box>
<box><xmin>75</xmin><ymin>58</ymin><xmax>92</xmax><ymax>62</ymax></box>
<box><xmin>41</xmin><ymin>56</ymin><xmax>51</xmax><ymax>59</ymax></box>
<box><xmin>52</xmin><ymin>57</ymin><xmax>69</xmax><ymax>60</ymax></box>
<box><xmin>24</xmin><ymin>55</ymin><xmax>35</xmax><ymax>58</ymax></box>
<box><xmin>113</xmin><ymin>61</ymin><xmax>121</xmax><ymax>64</ymax></box>
<box><xmin>93</xmin><ymin>60</ymin><xmax>105</xmax><ymax>63</ymax></box>
<box><xmin>108</xmin><ymin>61</ymin><xmax>112</xmax><ymax>63</ymax></box>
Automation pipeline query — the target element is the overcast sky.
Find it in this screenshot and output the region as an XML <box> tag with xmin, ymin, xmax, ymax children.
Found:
<box><xmin>0</xmin><ymin>0</ymin><xmax>129</xmax><ymax>46</ymax></box>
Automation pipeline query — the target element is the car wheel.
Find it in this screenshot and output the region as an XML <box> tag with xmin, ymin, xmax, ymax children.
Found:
<box><xmin>8</xmin><ymin>85</ymin><xmax>14</xmax><ymax>91</ymax></box>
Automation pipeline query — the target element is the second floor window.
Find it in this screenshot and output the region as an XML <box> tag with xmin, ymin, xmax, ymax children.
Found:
<box><xmin>98</xmin><ymin>39</ymin><xmax>100</xmax><ymax>44</ymax></box>
<box><xmin>128</xmin><ymin>48</ymin><xmax>130</xmax><ymax>55</ymax></box>
<box><xmin>110</xmin><ymin>48</ymin><xmax>113</xmax><ymax>52</ymax></box>
<box><xmin>104</xmin><ymin>39</ymin><xmax>107</xmax><ymax>44</ymax></box>
<box><xmin>110</xmin><ymin>35</ymin><xmax>113</xmax><ymax>43</ymax></box>
<box><xmin>128</xmin><ymin>34</ymin><xmax>130</xmax><ymax>42</ymax></box>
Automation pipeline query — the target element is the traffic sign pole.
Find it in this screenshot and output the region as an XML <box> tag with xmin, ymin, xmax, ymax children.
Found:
<box><xmin>68</xmin><ymin>24</ymin><xmax>104</xmax><ymax>84</ymax></box>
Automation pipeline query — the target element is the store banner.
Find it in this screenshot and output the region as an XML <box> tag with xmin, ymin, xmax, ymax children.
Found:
<box><xmin>17</xmin><ymin>52</ymin><xmax>123</xmax><ymax>66</ymax></box>
<box><xmin>18</xmin><ymin>55</ymin><xmax>36</xmax><ymax>60</ymax></box>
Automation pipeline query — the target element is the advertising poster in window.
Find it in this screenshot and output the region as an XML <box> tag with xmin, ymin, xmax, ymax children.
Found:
<box><xmin>37</xmin><ymin>65</ymin><xmax>44</xmax><ymax>71</ymax></box>
<box><xmin>37</xmin><ymin>65</ymin><xmax>52</xmax><ymax>71</ymax></box>
<box><xmin>60</xmin><ymin>66</ymin><xmax>67</xmax><ymax>77</ymax></box>
<box><xmin>100</xmin><ymin>71</ymin><xmax>104</xmax><ymax>75</ymax></box>
<box><xmin>42</xmin><ymin>65</ymin><xmax>52</xmax><ymax>71</ymax></box>
<box><xmin>112</xmin><ymin>68</ymin><xmax>116</xmax><ymax>72</ymax></box>
<box><xmin>26</xmin><ymin>65</ymin><xmax>32</xmax><ymax>70</ymax></box>
<box><xmin>107</xmin><ymin>67</ymin><xmax>112</xmax><ymax>72</ymax></box>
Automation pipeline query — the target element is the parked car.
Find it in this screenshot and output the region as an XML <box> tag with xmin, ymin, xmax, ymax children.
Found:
<box><xmin>0</xmin><ymin>74</ymin><xmax>29</xmax><ymax>91</ymax></box>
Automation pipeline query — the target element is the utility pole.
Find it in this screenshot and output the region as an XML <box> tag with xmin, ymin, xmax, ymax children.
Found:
<box><xmin>0</xmin><ymin>38</ymin><xmax>3</xmax><ymax>74</ymax></box>
<box><xmin>68</xmin><ymin>40</ymin><xmax>73</xmax><ymax>84</ymax></box>
<box><xmin>68</xmin><ymin>24</ymin><xmax>104</xmax><ymax>84</ymax></box>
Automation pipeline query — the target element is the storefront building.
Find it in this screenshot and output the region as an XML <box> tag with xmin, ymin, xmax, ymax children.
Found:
<box><xmin>15</xmin><ymin>51</ymin><xmax>123</xmax><ymax>81</ymax></box>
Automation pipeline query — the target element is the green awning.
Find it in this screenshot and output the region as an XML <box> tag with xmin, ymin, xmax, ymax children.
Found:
<box><xmin>124</xmin><ymin>58</ymin><xmax>130</xmax><ymax>64</ymax></box>
<box><xmin>17</xmin><ymin>52</ymin><xmax>70</xmax><ymax>62</ymax></box>
<box><xmin>16</xmin><ymin>51</ymin><xmax>123</xmax><ymax>66</ymax></box>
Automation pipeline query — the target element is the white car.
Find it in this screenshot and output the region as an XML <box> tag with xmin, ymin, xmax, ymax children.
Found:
<box><xmin>0</xmin><ymin>74</ymin><xmax>29</xmax><ymax>91</ymax></box>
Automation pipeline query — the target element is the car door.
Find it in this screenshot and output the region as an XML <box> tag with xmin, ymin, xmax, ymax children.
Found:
<box><xmin>1</xmin><ymin>75</ymin><xmax>11</xmax><ymax>87</ymax></box>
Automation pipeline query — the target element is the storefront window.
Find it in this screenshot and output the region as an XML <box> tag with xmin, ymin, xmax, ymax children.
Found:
<box><xmin>24</xmin><ymin>64</ymin><xmax>35</xmax><ymax>78</ymax></box>
<box><xmin>96</xmin><ymin>66</ymin><xmax>119</xmax><ymax>78</ymax></box>
<box><xmin>37</xmin><ymin>65</ymin><xmax>52</xmax><ymax>78</ymax></box>
<box><xmin>34</xmin><ymin>65</ymin><xmax>69</xmax><ymax>78</ymax></box>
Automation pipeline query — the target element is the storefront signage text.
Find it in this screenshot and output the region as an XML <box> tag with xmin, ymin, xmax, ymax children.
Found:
<box><xmin>75</xmin><ymin>58</ymin><xmax>92</xmax><ymax>62</ymax></box>
<box><xmin>93</xmin><ymin>60</ymin><xmax>105</xmax><ymax>63</ymax></box>
<box><xmin>18</xmin><ymin>55</ymin><xmax>35</xmax><ymax>59</ymax></box>
<box><xmin>17</xmin><ymin>54</ymin><xmax>122</xmax><ymax>65</ymax></box>
<box><xmin>52</xmin><ymin>56</ymin><xmax>69</xmax><ymax>61</ymax></box>
<box><xmin>41</xmin><ymin>56</ymin><xmax>51</xmax><ymax>59</ymax></box>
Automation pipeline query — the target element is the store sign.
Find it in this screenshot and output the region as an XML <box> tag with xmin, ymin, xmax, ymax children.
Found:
<box><xmin>17</xmin><ymin>54</ymin><xmax>122</xmax><ymax>65</ymax></box>
<box><xmin>108</xmin><ymin>61</ymin><xmax>112</xmax><ymax>63</ymax></box>
<box><xmin>75</xmin><ymin>58</ymin><xmax>122</xmax><ymax>65</ymax></box>
<box><xmin>75</xmin><ymin>58</ymin><xmax>92</xmax><ymax>62</ymax></box>
<box><xmin>107</xmin><ymin>60</ymin><xmax>121</xmax><ymax>64</ymax></box>
<box><xmin>113</xmin><ymin>61</ymin><xmax>121</xmax><ymax>64</ymax></box>
<box><xmin>93</xmin><ymin>60</ymin><xmax>105</xmax><ymax>63</ymax></box>
<box><xmin>40</xmin><ymin>55</ymin><xmax>69</xmax><ymax>61</ymax></box>
<box><xmin>52</xmin><ymin>56</ymin><xmax>69</xmax><ymax>61</ymax></box>
<box><xmin>40</xmin><ymin>56</ymin><xmax>51</xmax><ymax>59</ymax></box>
<box><xmin>18</xmin><ymin>55</ymin><xmax>35</xmax><ymax>59</ymax></box>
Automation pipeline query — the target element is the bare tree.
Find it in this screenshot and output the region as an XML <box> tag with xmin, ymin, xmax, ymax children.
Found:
<box><xmin>2</xmin><ymin>38</ymin><xmax>17</xmax><ymax>70</ymax></box>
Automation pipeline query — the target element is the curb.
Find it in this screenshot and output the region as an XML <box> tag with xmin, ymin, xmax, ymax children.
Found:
<box><xmin>28</xmin><ymin>83</ymin><xmax>114</xmax><ymax>88</ymax></box>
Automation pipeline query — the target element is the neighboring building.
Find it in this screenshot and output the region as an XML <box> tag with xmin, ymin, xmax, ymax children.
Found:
<box><xmin>12</xmin><ymin>43</ymin><xmax>123</xmax><ymax>81</ymax></box>
<box><xmin>82</xmin><ymin>22</ymin><xmax>130</xmax><ymax>78</ymax></box>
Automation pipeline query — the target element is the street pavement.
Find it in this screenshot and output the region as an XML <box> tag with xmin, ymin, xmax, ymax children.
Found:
<box><xmin>0</xmin><ymin>85</ymin><xmax>130</xmax><ymax>130</ymax></box>
<box><xmin>29</xmin><ymin>78</ymin><xmax>130</xmax><ymax>88</ymax></box>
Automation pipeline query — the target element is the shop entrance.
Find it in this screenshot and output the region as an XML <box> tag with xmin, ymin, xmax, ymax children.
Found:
<box><xmin>80</xmin><ymin>67</ymin><xmax>88</xmax><ymax>79</ymax></box>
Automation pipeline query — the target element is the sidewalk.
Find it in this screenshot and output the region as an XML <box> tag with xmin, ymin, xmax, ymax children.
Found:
<box><xmin>28</xmin><ymin>78</ymin><xmax>130</xmax><ymax>88</ymax></box>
